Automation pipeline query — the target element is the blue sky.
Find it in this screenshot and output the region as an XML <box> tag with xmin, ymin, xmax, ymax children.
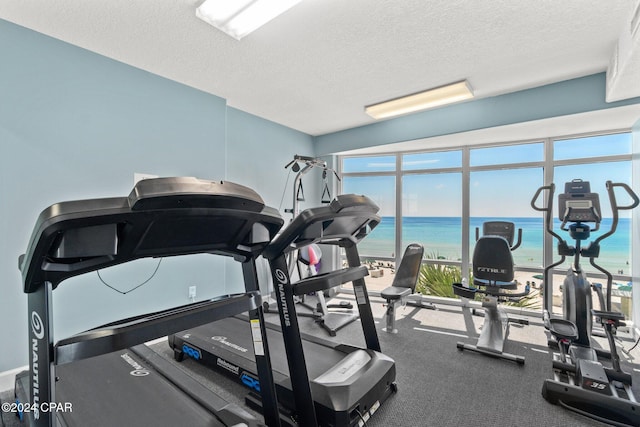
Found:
<box><xmin>341</xmin><ymin>132</ymin><xmax>633</xmax><ymax>218</ymax></box>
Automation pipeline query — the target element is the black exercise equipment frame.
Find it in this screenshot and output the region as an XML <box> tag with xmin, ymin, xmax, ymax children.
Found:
<box><xmin>272</xmin><ymin>155</ymin><xmax>357</xmax><ymax>337</ymax></box>
<box><xmin>452</xmin><ymin>221</ymin><xmax>530</xmax><ymax>364</ymax></box>
<box><xmin>262</xmin><ymin>194</ymin><xmax>390</xmax><ymax>427</ymax></box>
<box><xmin>531</xmin><ymin>179</ymin><xmax>640</xmax><ymax>426</ymax></box>
<box><xmin>380</xmin><ymin>243</ymin><xmax>426</xmax><ymax>334</ymax></box>
<box><xmin>20</xmin><ymin>177</ymin><xmax>285</xmax><ymax>427</ymax></box>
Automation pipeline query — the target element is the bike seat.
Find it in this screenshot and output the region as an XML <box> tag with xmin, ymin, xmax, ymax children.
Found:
<box><xmin>548</xmin><ymin>318</ymin><xmax>578</xmax><ymax>341</ymax></box>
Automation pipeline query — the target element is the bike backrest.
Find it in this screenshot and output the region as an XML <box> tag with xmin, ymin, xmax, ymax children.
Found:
<box><xmin>472</xmin><ymin>236</ymin><xmax>514</xmax><ymax>283</ymax></box>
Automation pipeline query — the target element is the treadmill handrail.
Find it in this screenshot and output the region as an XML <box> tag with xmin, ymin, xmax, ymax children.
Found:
<box><xmin>55</xmin><ymin>292</ymin><xmax>261</xmax><ymax>365</ymax></box>
<box><xmin>291</xmin><ymin>266</ymin><xmax>369</xmax><ymax>296</ymax></box>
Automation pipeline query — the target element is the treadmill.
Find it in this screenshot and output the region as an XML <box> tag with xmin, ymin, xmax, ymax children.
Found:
<box><xmin>170</xmin><ymin>194</ymin><xmax>397</xmax><ymax>427</ymax></box>
<box><xmin>14</xmin><ymin>177</ymin><xmax>286</xmax><ymax>427</ymax></box>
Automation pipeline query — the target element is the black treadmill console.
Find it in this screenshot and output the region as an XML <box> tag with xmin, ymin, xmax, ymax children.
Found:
<box><xmin>21</xmin><ymin>177</ymin><xmax>284</xmax><ymax>292</ymax></box>
<box><xmin>129</xmin><ymin>177</ymin><xmax>265</xmax><ymax>212</ymax></box>
<box><xmin>264</xmin><ymin>193</ymin><xmax>380</xmax><ymax>258</ymax></box>
<box><xmin>558</xmin><ymin>179</ymin><xmax>601</xmax><ymax>223</ymax></box>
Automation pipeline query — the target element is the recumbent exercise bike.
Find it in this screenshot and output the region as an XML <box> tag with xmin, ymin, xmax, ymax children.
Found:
<box><xmin>452</xmin><ymin>221</ymin><xmax>530</xmax><ymax>364</ymax></box>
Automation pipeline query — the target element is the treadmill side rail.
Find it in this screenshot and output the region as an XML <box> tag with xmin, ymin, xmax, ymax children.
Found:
<box><xmin>55</xmin><ymin>293</ymin><xmax>260</xmax><ymax>365</ymax></box>
<box><xmin>291</xmin><ymin>266</ymin><xmax>368</xmax><ymax>295</ymax></box>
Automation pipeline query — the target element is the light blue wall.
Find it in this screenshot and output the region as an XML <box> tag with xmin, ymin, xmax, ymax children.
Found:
<box><xmin>314</xmin><ymin>73</ymin><xmax>640</xmax><ymax>155</ymax></box>
<box><xmin>225</xmin><ymin>107</ymin><xmax>315</xmax><ymax>293</ymax></box>
<box><xmin>226</xmin><ymin>107</ymin><xmax>315</xmax><ymax>210</ymax></box>
<box><xmin>0</xmin><ymin>19</ymin><xmax>313</xmax><ymax>372</ymax></box>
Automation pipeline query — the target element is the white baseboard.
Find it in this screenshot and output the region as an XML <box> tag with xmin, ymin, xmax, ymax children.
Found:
<box><xmin>0</xmin><ymin>366</ymin><xmax>27</xmax><ymax>393</ymax></box>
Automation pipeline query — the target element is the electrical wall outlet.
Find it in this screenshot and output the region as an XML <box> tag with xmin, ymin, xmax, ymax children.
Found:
<box><xmin>188</xmin><ymin>286</ymin><xmax>197</xmax><ymax>301</ymax></box>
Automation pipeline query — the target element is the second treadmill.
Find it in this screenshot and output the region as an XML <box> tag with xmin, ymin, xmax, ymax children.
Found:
<box><xmin>170</xmin><ymin>194</ymin><xmax>397</xmax><ymax>427</ymax></box>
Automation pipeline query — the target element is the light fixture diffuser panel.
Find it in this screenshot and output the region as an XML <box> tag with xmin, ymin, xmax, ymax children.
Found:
<box><xmin>197</xmin><ymin>0</ymin><xmax>303</xmax><ymax>40</ymax></box>
<box><xmin>365</xmin><ymin>80</ymin><xmax>474</xmax><ymax>120</ymax></box>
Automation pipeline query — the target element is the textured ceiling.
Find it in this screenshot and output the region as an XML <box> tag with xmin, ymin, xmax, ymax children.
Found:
<box><xmin>1</xmin><ymin>0</ymin><xmax>639</xmax><ymax>136</ymax></box>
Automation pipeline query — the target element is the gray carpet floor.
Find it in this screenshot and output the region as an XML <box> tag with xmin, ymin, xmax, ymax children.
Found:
<box><xmin>2</xmin><ymin>294</ymin><xmax>639</xmax><ymax>426</ymax></box>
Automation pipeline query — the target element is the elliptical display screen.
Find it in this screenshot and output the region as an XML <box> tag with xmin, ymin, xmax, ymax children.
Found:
<box><xmin>558</xmin><ymin>180</ymin><xmax>601</xmax><ymax>223</ymax></box>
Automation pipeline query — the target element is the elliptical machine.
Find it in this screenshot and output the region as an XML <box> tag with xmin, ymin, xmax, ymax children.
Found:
<box><xmin>531</xmin><ymin>179</ymin><xmax>640</xmax><ymax>426</ymax></box>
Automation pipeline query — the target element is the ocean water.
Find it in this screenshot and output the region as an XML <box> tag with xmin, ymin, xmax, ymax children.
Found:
<box><xmin>359</xmin><ymin>216</ymin><xmax>632</xmax><ymax>275</ymax></box>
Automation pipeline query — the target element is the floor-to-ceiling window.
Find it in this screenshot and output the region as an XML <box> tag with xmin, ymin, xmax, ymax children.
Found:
<box><xmin>549</xmin><ymin>132</ymin><xmax>633</xmax><ymax>317</ymax></box>
<box><xmin>339</xmin><ymin>130</ymin><xmax>635</xmax><ymax>321</ymax></box>
<box><xmin>342</xmin><ymin>155</ymin><xmax>396</xmax><ymax>259</ymax></box>
<box><xmin>469</xmin><ymin>142</ymin><xmax>544</xmax><ymax>271</ymax></box>
<box><xmin>402</xmin><ymin>150</ymin><xmax>462</xmax><ymax>262</ymax></box>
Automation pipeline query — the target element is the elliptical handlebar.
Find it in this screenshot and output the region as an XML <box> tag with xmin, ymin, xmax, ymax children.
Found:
<box><xmin>533</xmin><ymin>180</ymin><xmax>639</xmax><ymax>314</ymax></box>
<box><xmin>606</xmin><ymin>180</ymin><xmax>638</xmax><ymax>227</ymax></box>
<box><xmin>609</xmin><ymin>181</ymin><xmax>640</xmax><ymax>210</ymax></box>
<box><xmin>531</xmin><ymin>180</ymin><xmax>639</xmax><ymax>253</ymax></box>
<box><xmin>531</xmin><ymin>183</ymin><xmax>565</xmax><ymax>244</ymax></box>
<box><xmin>591</xmin><ymin>181</ymin><xmax>639</xmax><ymax>248</ymax></box>
<box><xmin>588</xmin><ymin>181</ymin><xmax>639</xmax><ymax>311</ymax></box>
<box><xmin>532</xmin><ymin>183</ymin><xmax>566</xmax><ymax>319</ymax></box>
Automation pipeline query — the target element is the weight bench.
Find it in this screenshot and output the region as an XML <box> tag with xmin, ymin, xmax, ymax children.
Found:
<box><xmin>380</xmin><ymin>243</ymin><xmax>426</xmax><ymax>333</ymax></box>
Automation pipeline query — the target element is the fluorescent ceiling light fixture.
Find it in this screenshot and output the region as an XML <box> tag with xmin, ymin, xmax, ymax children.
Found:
<box><xmin>365</xmin><ymin>80</ymin><xmax>474</xmax><ymax>120</ymax></box>
<box><xmin>196</xmin><ymin>0</ymin><xmax>303</xmax><ymax>40</ymax></box>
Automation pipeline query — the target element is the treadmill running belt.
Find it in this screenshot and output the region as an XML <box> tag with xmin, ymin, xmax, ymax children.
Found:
<box><xmin>177</xmin><ymin>316</ymin><xmax>346</xmax><ymax>382</ymax></box>
<box><xmin>173</xmin><ymin>316</ymin><xmax>397</xmax><ymax>426</ymax></box>
<box><xmin>17</xmin><ymin>348</ymin><xmax>230</xmax><ymax>427</ymax></box>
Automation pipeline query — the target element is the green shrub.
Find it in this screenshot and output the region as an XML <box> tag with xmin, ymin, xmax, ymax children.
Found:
<box><xmin>503</xmin><ymin>287</ymin><xmax>542</xmax><ymax>310</ymax></box>
<box><xmin>414</xmin><ymin>254</ymin><xmax>540</xmax><ymax>309</ymax></box>
<box><xmin>415</xmin><ymin>261</ymin><xmax>464</xmax><ymax>299</ymax></box>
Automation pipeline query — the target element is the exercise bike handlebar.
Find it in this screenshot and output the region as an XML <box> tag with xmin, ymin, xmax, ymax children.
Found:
<box><xmin>474</xmin><ymin>227</ymin><xmax>522</xmax><ymax>250</ymax></box>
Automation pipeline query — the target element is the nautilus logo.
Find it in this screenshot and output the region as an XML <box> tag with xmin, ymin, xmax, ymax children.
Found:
<box><xmin>120</xmin><ymin>353</ymin><xmax>150</xmax><ymax>377</ymax></box>
<box><xmin>30</xmin><ymin>311</ymin><xmax>43</xmax><ymax>419</ymax></box>
<box><xmin>274</xmin><ymin>269</ymin><xmax>291</xmax><ymax>327</ymax></box>
<box><xmin>274</xmin><ymin>269</ymin><xmax>287</xmax><ymax>284</ymax></box>
<box><xmin>31</xmin><ymin>311</ymin><xmax>44</xmax><ymax>340</ymax></box>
